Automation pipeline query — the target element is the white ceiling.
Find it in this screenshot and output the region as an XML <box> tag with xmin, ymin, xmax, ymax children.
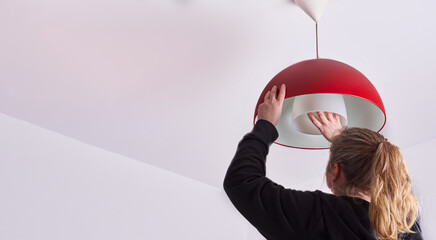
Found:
<box><xmin>1</xmin><ymin>0</ymin><xmax>435</xmax><ymax>188</ymax></box>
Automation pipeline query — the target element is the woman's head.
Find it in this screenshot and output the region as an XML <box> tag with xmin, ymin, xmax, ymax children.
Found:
<box><xmin>328</xmin><ymin>127</ymin><xmax>419</xmax><ymax>240</ymax></box>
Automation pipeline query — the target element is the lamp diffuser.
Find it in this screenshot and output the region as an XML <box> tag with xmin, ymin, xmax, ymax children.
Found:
<box><xmin>292</xmin><ymin>94</ymin><xmax>348</xmax><ymax>135</ymax></box>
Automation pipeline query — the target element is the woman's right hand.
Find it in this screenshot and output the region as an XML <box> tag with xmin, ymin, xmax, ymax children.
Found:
<box><xmin>308</xmin><ymin>112</ymin><xmax>343</xmax><ymax>142</ymax></box>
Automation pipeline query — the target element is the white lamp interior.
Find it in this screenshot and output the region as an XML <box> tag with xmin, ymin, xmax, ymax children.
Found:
<box><xmin>256</xmin><ymin>94</ymin><xmax>386</xmax><ymax>148</ymax></box>
<box><xmin>292</xmin><ymin>94</ymin><xmax>348</xmax><ymax>135</ymax></box>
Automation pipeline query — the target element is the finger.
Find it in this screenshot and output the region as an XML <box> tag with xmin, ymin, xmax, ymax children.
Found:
<box><xmin>277</xmin><ymin>84</ymin><xmax>286</xmax><ymax>103</ymax></box>
<box><xmin>264</xmin><ymin>91</ymin><xmax>271</xmax><ymax>102</ymax></box>
<box><xmin>334</xmin><ymin>113</ymin><xmax>341</xmax><ymax>124</ymax></box>
<box><xmin>308</xmin><ymin>113</ymin><xmax>323</xmax><ymax>129</ymax></box>
<box><xmin>317</xmin><ymin>111</ymin><xmax>329</xmax><ymax>124</ymax></box>
<box><xmin>271</xmin><ymin>85</ymin><xmax>277</xmax><ymax>101</ymax></box>
<box><xmin>326</xmin><ymin>112</ymin><xmax>334</xmax><ymax>121</ymax></box>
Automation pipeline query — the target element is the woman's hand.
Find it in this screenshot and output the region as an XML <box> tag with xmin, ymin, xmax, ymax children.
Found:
<box><xmin>308</xmin><ymin>112</ymin><xmax>343</xmax><ymax>142</ymax></box>
<box><xmin>257</xmin><ymin>84</ymin><xmax>286</xmax><ymax>126</ymax></box>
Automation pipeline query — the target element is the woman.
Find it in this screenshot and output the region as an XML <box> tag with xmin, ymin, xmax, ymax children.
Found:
<box><xmin>223</xmin><ymin>84</ymin><xmax>422</xmax><ymax>240</ymax></box>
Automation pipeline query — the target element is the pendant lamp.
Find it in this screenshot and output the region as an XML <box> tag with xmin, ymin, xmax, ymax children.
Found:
<box><xmin>253</xmin><ymin>1</ymin><xmax>386</xmax><ymax>149</ymax></box>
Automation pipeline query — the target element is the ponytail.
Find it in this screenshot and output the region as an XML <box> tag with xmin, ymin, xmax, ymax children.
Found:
<box><xmin>369</xmin><ymin>141</ymin><xmax>419</xmax><ymax>240</ymax></box>
<box><xmin>329</xmin><ymin>128</ymin><xmax>419</xmax><ymax>240</ymax></box>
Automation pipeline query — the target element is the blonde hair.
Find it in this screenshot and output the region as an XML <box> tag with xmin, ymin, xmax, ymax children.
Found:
<box><xmin>328</xmin><ymin>128</ymin><xmax>419</xmax><ymax>240</ymax></box>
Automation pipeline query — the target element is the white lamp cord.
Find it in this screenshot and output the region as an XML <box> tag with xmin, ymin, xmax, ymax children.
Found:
<box><xmin>316</xmin><ymin>21</ymin><xmax>319</xmax><ymax>59</ymax></box>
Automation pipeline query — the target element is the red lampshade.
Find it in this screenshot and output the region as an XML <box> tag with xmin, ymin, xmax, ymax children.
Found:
<box><xmin>254</xmin><ymin>58</ymin><xmax>386</xmax><ymax>149</ymax></box>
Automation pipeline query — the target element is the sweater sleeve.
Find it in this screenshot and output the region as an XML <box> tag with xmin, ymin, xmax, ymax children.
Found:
<box><xmin>223</xmin><ymin>120</ymin><xmax>322</xmax><ymax>240</ymax></box>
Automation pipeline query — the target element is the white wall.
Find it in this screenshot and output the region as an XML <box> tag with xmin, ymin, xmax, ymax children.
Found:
<box><xmin>0</xmin><ymin>110</ymin><xmax>433</xmax><ymax>240</ymax></box>
<box><xmin>0</xmin><ymin>113</ymin><xmax>247</xmax><ymax>240</ymax></box>
<box><xmin>403</xmin><ymin>138</ymin><xmax>436</xmax><ymax>240</ymax></box>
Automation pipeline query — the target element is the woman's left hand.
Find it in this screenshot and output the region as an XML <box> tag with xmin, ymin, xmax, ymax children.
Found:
<box><xmin>257</xmin><ymin>84</ymin><xmax>286</xmax><ymax>126</ymax></box>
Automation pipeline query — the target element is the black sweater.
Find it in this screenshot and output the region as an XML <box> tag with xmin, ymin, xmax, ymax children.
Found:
<box><xmin>223</xmin><ymin>120</ymin><xmax>423</xmax><ymax>240</ymax></box>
